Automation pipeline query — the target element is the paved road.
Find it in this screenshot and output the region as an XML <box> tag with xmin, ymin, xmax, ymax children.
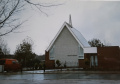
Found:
<box><xmin>0</xmin><ymin>79</ymin><xmax>120</xmax><ymax>84</ymax></box>
<box><xmin>0</xmin><ymin>70</ymin><xmax>120</xmax><ymax>84</ymax></box>
<box><xmin>1</xmin><ymin>71</ymin><xmax>120</xmax><ymax>80</ymax></box>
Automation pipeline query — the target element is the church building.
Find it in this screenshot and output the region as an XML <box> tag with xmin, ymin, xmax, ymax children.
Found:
<box><xmin>45</xmin><ymin>16</ymin><xmax>120</xmax><ymax>70</ymax></box>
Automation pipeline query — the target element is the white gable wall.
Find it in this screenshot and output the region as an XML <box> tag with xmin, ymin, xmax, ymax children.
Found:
<box><xmin>46</xmin><ymin>22</ymin><xmax>90</xmax><ymax>52</ymax></box>
<box><xmin>50</xmin><ymin>26</ymin><xmax>80</xmax><ymax>67</ymax></box>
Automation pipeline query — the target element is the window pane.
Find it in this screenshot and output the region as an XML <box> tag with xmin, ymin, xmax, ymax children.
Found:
<box><xmin>78</xmin><ymin>45</ymin><xmax>84</xmax><ymax>59</ymax></box>
<box><xmin>12</xmin><ymin>61</ymin><xmax>16</xmax><ymax>64</ymax></box>
<box><xmin>95</xmin><ymin>56</ymin><xmax>98</xmax><ymax>66</ymax></box>
<box><xmin>91</xmin><ymin>56</ymin><xmax>94</xmax><ymax>66</ymax></box>
<box><xmin>80</xmin><ymin>47</ymin><xmax>83</xmax><ymax>56</ymax></box>
<box><xmin>0</xmin><ymin>60</ymin><xmax>5</xmax><ymax>65</ymax></box>
<box><xmin>49</xmin><ymin>45</ymin><xmax>55</xmax><ymax>59</ymax></box>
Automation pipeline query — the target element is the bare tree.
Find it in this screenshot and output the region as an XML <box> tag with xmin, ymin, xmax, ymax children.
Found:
<box><xmin>0</xmin><ymin>0</ymin><xmax>24</xmax><ymax>36</ymax></box>
<box><xmin>0</xmin><ymin>0</ymin><xmax>62</xmax><ymax>36</ymax></box>
<box><xmin>0</xmin><ymin>37</ymin><xmax>10</xmax><ymax>55</ymax></box>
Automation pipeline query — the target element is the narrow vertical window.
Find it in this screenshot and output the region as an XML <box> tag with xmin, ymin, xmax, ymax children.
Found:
<box><xmin>80</xmin><ymin>46</ymin><xmax>83</xmax><ymax>56</ymax></box>
<box><xmin>78</xmin><ymin>45</ymin><xmax>84</xmax><ymax>59</ymax></box>
<box><xmin>95</xmin><ymin>56</ymin><xmax>98</xmax><ymax>66</ymax></box>
<box><xmin>49</xmin><ymin>45</ymin><xmax>55</xmax><ymax>60</ymax></box>
<box><xmin>91</xmin><ymin>56</ymin><xmax>94</xmax><ymax>66</ymax></box>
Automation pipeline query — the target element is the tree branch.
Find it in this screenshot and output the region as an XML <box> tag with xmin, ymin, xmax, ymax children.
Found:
<box><xmin>0</xmin><ymin>0</ymin><xmax>20</xmax><ymax>25</ymax></box>
<box><xmin>0</xmin><ymin>0</ymin><xmax>63</xmax><ymax>36</ymax></box>
<box><xmin>25</xmin><ymin>0</ymin><xmax>63</xmax><ymax>7</ymax></box>
<box><xmin>0</xmin><ymin>20</ymin><xmax>25</xmax><ymax>36</ymax></box>
<box><xmin>24</xmin><ymin>0</ymin><xmax>63</xmax><ymax>16</ymax></box>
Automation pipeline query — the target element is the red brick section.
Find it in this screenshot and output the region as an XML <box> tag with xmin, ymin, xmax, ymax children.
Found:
<box><xmin>45</xmin><ymin>51</ymin><xmax>55</xmax><ymax>69</ymax></box>
<box><xmin>78</xmin><ymin>53</ymin><xmax>97</xmax><ymax>69</ymax></box>
<box><xmin>78</xmin><ymin>54</ymin><xmax>88</xmax><ymax>68</ymax></box>
<box><xmin>78</xmin><ymin>59</ymin><xmax>85</xmax><ymax>68</ymax></box>
<box><xmin>97</xmin><ymin>46</ymin><xmax>120</xmax><ymax>70</ymax></box>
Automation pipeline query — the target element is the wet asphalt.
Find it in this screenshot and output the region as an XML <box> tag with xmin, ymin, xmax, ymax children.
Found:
<box><xmin>1</xmin><ymin>70</ymin><xmax>120</xmax><ymax>84</ymax></box>
<box><xmin>0</xmin><ymin>70</ymin><xmax>120</xmax><ymax>80</ymax></box>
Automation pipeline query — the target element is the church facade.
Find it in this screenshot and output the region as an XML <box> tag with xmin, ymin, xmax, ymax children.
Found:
<box><xmin>45</xmin><ymin>16</ymin><xmax>120</xmax><ymax>70</ymax></box>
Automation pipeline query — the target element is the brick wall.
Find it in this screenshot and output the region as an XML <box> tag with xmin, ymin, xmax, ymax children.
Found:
<box><xmin>97</xmin><ymin>46</ymin><xmax>120</xmax><ymax>70</ymax></box>
<box><xmin>45</xmin><ymin>51</ymin><xmax>55</xmax><ymax>69</ymax></box>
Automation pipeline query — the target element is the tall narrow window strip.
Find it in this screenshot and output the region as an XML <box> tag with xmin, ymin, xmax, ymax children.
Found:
<box><xmin>78</xmin><ymin>45</ymin><xmax>80</xmax><ymax>55</ymax></box>
<box><xmin>91</xmin><ymin>56</ymin><xmax>94</xmax><ymax>66</ymax></box>
<box><xmin>80</xmin><ymin>46</ymin><xmax>83</xmax><ymax>56</ymax></box>
<box><xmin>95</xmin><ymin>56</ymin><xmax>98</xmax><ymax>66</ymax></box>
<box><xmin>78</xmin><ymin>45</ymin><xmax>84</xmax><ymax>59</ymax></box>
<box><xmin>49</xmin><ymin>45</ymin><xmax>55</xmax><ymax>59</ymax></box>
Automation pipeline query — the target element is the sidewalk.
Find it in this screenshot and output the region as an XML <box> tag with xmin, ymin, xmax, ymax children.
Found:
<box><xmin>1</xmin><ymin>68</ymin><xmax>120</xmax><ymax>74</ymax></box>
<box><xmin>21</xmin><ymin>69</ymin><xmax>120</xmax><ymax>74</ymax></box>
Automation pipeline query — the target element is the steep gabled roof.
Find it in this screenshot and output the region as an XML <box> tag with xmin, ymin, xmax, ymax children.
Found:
<box><xmin>70</xmin><ymin>28</ymin><xmax>90</xmax><ymax>47</ymax></box>
<box><xmin>46</xmin><ymin>22</ymin><xmax>90</xmax><ymax>51</ymax></box>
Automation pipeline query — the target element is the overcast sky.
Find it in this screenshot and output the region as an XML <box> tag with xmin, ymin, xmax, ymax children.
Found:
<box><xmin>2</xmin><ymin>0</ymin><xmax>120</xmax><ymax>55</ymax></box>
